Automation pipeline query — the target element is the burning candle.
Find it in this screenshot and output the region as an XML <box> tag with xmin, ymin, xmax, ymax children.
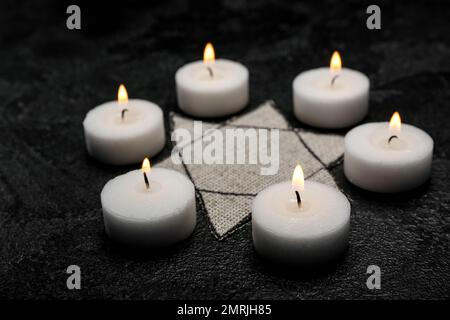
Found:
<box><xmin>175</xmin><ymin>43</ymin><xmax>249</xmax><ymax>118</ymax></box>
<box><xmin>293</xmin><ymin>51</ymin><xmax>370</xmax><ymax>128</ymax></box>
<box><xmin>252</xmin><ymin>164</ymin><xmax>350</xmax><ymax>266</ymax></box>
<box><xmin>83</xmin><ymin>85</ymin><xmax>166</xmax><ymax>165</ymax></box>
<box><xmin>101</xmin><ymin>158</ymin><xmax>196</xmax><ymax>247</ymax></box>
<box><xmin>344</xmin><ymin>112</ymin><xmax>434</xmax><ymax>192</ymax></box>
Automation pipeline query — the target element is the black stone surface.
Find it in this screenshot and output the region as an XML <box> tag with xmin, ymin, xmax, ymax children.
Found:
<box><xmin>0</xmin><ymin>0</ymin><xmax>449</xmax><ymax>299</ymax></box>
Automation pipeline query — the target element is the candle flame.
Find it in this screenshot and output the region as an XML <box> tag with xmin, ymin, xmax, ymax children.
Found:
<box><xmin>292</xmin><ymin>164</ymin><xmax>305</xmax><ymax>192</ymax></box>
<box><xmin>118</xmin><ymin>84</ymin><xmax>128</xmax><ymax>104</ymax></box>
<box><xmin>330</xmin><ymin>51</ymin><xmax>342</xmax><ymax>73</ymax></box>
<box><xmin>389</xmin><ymin>111</ymin><xmax>402</xmax><ymax>135</ymax></box>
<box><xmin>141</xmin><ymin>157</ymin><xmax>151</xmax><ymax>174</ymax></box>
<box><xmin>203</xmin><ymin>43</ymin><xmax>215</xmax><ymax>64</ymax></box>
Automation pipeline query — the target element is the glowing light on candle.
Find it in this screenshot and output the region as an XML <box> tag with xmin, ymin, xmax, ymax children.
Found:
<box><xmin>292</xmin><ymin>164</ymin><xmax>305</xmax><ymax>193</ymax></box>
<box><xmin>203</xmin><ymin>43</ymin><xmax>215</xmax><ymax>65</ymax></box>
<box><xmin>118</xmin><ymin>84</ymin><xmax>128</xmax><ymax>105</ymax></box>
<box><xmin>142</xmin><ymin>157</ymin><xmax>151</xmax><ymax>174</ymax></box>
<box><xmin>389</xmin><ymin>111</ymin><xmax>402</xmax><ymax>136</ymax></box>
<box><xmin>330</xmin><ymin>51</ymin><xmax>342</xmax><ymax>73</ymax></box>
<box><xmin>142</xmin><ymin>157</ymin><xmax>151</xmax><ymax>189</ymax></box>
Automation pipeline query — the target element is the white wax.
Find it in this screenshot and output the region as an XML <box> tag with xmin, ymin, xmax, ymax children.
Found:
<box><xmin>101</xmin><ymin>168</ymin><xmax>196</xmax><ymax>247</ymax></box>
<box><xmin>175</xmin><ymin>59</ymin><xmax>249</xmax><ymax>117</ymax></box>
<box><xmin>83</xmin><ymin>99</ymin><xmax>165</xmax><ymax>165</ymax></box>
<box><xmin>293</xmin><ymin>67</ymin><xmax>369</xmax><ymax>128</ymax></box>
<box><xmin>252</xmin><ymin>181</ymin><xmax>350</xmax><ymax>266</ymax></box>
<box><xmin>344</xmin><ymin>122</ymin><xmax>433</xmax><ymax>193</ymax></box>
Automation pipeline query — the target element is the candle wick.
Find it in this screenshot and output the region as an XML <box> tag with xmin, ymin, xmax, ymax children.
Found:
<box><xmin>206</xmin><ymin>66</ymin><xmax>214</xmax><ymax>78</ymax></box>
<box><xmin>295</xmin><ymin>190</ymin><xmax>301</xmax><ymax>208</ymax></box>
<box><xmin>331</xmin><ymin>75</ymin><xmax>339</xmax><ymax>86</ymax></box>
<box><xmin>388</xmin><ymin>135</ymin><xmax>398</xmax><ymax>144</ymax></box>
<box><xmin>121</xmin><ymin>108</ymin><xmax>129</xmax><ymax>120</ymax></box>
<box><xmin>143</xmin><ymin>172</ymin><xmax>150</xmax><ymax>190</ymax></box>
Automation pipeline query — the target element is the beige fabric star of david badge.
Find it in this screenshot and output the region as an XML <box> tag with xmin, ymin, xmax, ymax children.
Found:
<box><xmin>155</xmin><ymin>101</ymin><xmax>344</xmax><ymax>240</ymax></box>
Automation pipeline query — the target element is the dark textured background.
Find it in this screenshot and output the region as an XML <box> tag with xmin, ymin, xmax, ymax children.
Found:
<box><xmin>0</xmin><ymin>0</ymin><xmax>449</xmax><ymax>299</ymax></box>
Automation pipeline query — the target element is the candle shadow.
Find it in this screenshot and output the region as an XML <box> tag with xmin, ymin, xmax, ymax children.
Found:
<box><xmin>84</xmin><ymin>152</ymin><xmax>138</xmax><ymax>174</ymax></box>
<box><xmin>291</xmin><ymin>119</ymin><xmax>356</xmax><ymax>136</ymax></box>
<box><xmin>344</xmin><ymin>177</ymin><xmax>432</xmax><ymax>203</ymax></box>
<box><xmin>173</xmin><ymin>95</ymin><xmax>259</xmax><ymax>124</ymax></box>
<box><xmin>250</xmin><ymin>248</ymin><xmax>349</xmax><ymax>280</ymax></box>
<box><xmin>175</xmin><ymin>106</ymin><xmax>251</xmax><ymax>124</ymax></box>
<box><xmin>83</xmin><ymin>146</ymin><xmax>174</xmax><ymax>174</ymax></box>
<box><xmin>101</xmin><ymin>233</ymin><xmax>195</xmax><ymax>262</ymax></box>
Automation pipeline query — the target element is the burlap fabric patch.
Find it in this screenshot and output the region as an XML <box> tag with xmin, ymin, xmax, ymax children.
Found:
<box><xmin>156</xmin><ymin>101</ymin><xmax>344</xmax><ymax>239</ymax></box>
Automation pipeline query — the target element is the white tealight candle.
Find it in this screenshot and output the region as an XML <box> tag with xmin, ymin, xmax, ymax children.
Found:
<box><xmin>252</xmin><ymin>164</ymin><xmax>350</xmax><ymax>266</ymax></box>
<box><xmin>101</xmin><ymin>158</ymin><xmax>196</xmax><ymax>247</ymax></box>
<box><xmin>293</xmin><ymin>51</ymin><xmax>370</xmax><ymax>129</ymax></box>
<box><xmin>344</xmin><ymin>112</ymin><xmax>434</xmax><ymax>193</ymax></box>
<box><xmin>175</xmin><ymin>43</ymin><xmax>249</xmax><ymax>118</ymax></box>
<box><xmin>83</xmin><ymin>85</ymin><xmax>166</xmax><ymax>165</ymax></box>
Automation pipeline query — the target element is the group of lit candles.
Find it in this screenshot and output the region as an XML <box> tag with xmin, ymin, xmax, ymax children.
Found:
<box><xmin>83</xmin><ymin>43</ymin><xmax>433</xmax><ymax>266</ymax></box>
